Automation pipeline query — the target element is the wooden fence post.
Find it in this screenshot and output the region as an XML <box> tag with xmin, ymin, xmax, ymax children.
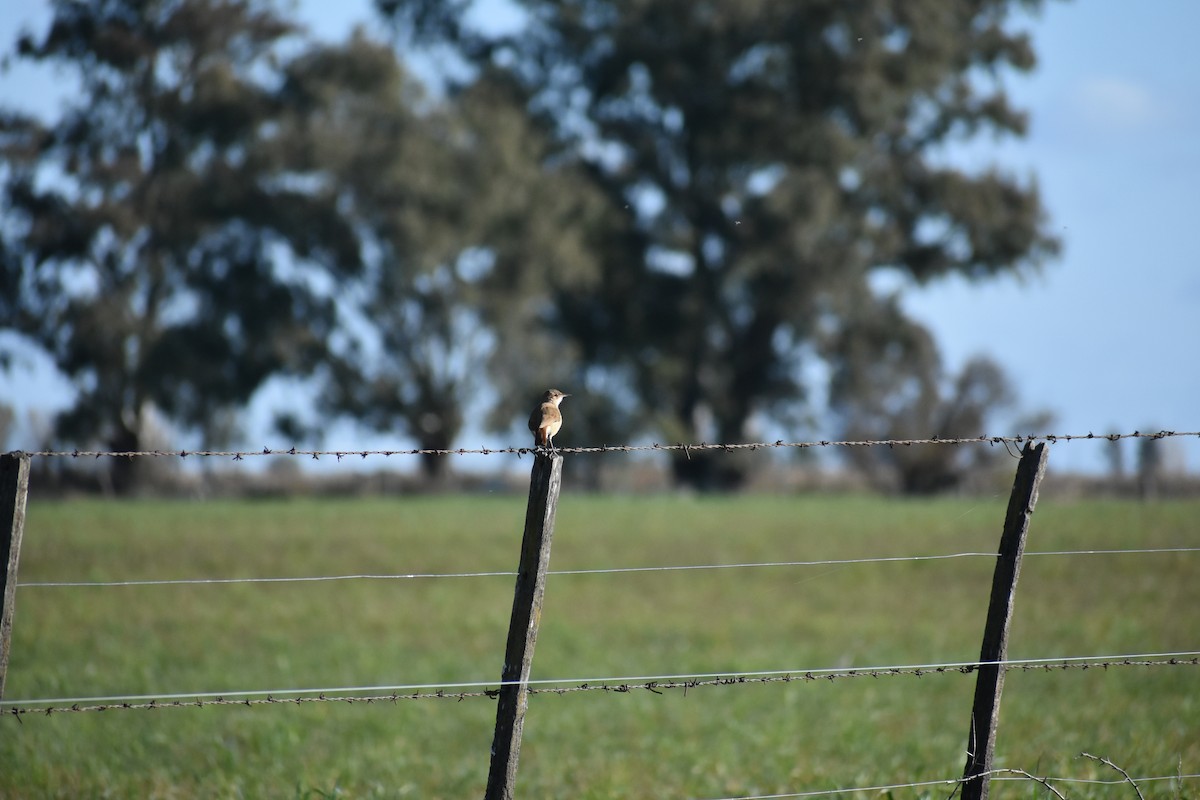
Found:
<box><xmin>1</xmin><ymin>452</ymin><xmax>32</xmax><ymax>700</ymax></box>
<box><xmin>960</xmin><ymin>441</ymin><xmax>1049</xmax><ymax>800</ymax></box>
<box><xmin>484</xmin><ymin>453</ymin><xmax>564</xmax><ymax>800</ymax></box>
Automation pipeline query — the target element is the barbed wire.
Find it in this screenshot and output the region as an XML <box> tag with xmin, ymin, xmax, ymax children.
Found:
<box><xmin>5</xmin><ymin>652</ymin><xmax>1197</xmax><ymax>719</ymax></box>
<box><xmin>18</xmin><ymin>546</ymin><xmax>1200</xmax><ymax>588</ymax></box>
<box><xmin>13</xmin><ymin>428</ymin><xmax>1198</xmax><ymax>460</ymax></box>
<box><xmin>699</xmin><ymin>768</ymin><xmax>1200</xmax><ymax>800</ymax></box>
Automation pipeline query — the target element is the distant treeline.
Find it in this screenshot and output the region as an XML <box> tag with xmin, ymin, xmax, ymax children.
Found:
<box><xmin>3</xmin><ymin>0</ymin><xmax>1061</xmax><ymax>493</ymax></box>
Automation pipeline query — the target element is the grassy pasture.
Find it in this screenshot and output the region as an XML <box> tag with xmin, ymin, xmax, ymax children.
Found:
<box><xmin>1</xmin><ymin>484</ymin><xmax>1197</xmax><ymax>798</ymax></box>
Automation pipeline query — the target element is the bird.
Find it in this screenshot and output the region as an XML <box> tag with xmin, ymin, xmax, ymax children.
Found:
<box><xmin>528</xmin><ymin>389</ymin><xmax>569</xmax><ymax>452</ymax></box>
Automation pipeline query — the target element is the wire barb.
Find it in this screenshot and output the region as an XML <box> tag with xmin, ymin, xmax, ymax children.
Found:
<box><xmin>3</xmin><ymin>654</ymin><xmax>1195</xmax><ymax>718</ymax></box>
<box><xmin>700</xmin><ymin>769</ymin><xmax>1200</xmax><ymax>800</ymax></box>
<box><xmin>1079</xmin><ymin>753</ymin><xmax>1147</xmax><ymax>800</ymax></box>
<box><xmin>17</xmin><ymin>429</ymin><xmax>1198</xmax><ymax>460</ymax></box>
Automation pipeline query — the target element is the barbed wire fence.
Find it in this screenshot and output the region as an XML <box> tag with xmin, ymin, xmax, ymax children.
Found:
<box><xmin>703</xmin><ymin>760</ymin><xmax>1200</xmax><ymax>800</ymax></box>
<box><xmin>17</xmin><ymin>427</ymin><xmax>1199</xmax><ymax>461</ymax></box>
<box><xmin>2</xmin><ymin>431</ymin><xmax>1198</xmax><ymax>798</ymax></box>
<box><xmin>4</xmin><ymin>654</ymin><xmax>1197</xmax><ymax>717</ymax></box>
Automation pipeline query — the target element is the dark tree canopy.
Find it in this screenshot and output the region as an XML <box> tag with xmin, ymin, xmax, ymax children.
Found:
<box><xmin>273</xmin><ymin>37</ymin><xmax>606</xmax><ymax>480</ymax></box>
<box><xmin>1</xmin><ymin>0</ymin><xmax>1062</xmax><ymax>494</ymax></box>
<box><xmin>271</xmin><ymin>31</ymin><xmax>476</xmax><ymax>481</ymax></box>
<box><xmin>0</xmin><ymin>0</ymin><xmax>604</xmax><ymax>489</ymax></box>
<box><xmin>0</xmin><ymin>0</ymin><xmax>371</xmax><ymax>489</ymax></box>
<box><xmin>381</xmin><ymin>0</ymin><xmax>1060</xmax><ymax>489</ymax></box>
<box><xmin>826</xmin><ymin>292</ymin><xmax>1047</xmax><ymax>493</ymax></box>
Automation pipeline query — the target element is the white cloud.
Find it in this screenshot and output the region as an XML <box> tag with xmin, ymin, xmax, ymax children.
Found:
<box><xmin>1073</xmin><ymin>76</ymin><xmax>1161</xmax><ymax>130</ymax></box>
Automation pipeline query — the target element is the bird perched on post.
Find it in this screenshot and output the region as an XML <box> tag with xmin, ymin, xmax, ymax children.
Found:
<box><xmin>528</xmin><ymin>389</ymin><xmax>569</xmax><ymax>452</ymax></box>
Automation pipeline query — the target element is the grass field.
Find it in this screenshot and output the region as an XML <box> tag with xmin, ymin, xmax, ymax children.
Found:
<box><xmin>1</xmin><ymin>481</ymin><xmax>1198</xmax><ymax>798</ymax></box>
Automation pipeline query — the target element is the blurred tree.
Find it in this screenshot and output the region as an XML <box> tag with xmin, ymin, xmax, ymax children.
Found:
<box><xmin>276</xmin><ymin>37</ymin><xmax>605</xmax><ymax>480</ymax></box>
<box><xmin>0</xmin><ymin>0</ymin><xmax>363</xmax><ymax>492</ymax></box>
<box><xmin>271</xmin><ymin>32</ymin><xmax>473</xmax><ymax>482</ymax></box>
<box><xmin>827</xmin><ymin>293</ymin><xmax>1032</xmax><ymax>493</ymax></box>
<box><xmin>378</xmin><ymin>0</ymin><xmax>1060</xmax><ymax>489</ymax></box>
<box><xmin>0</xmin><ymin>402</ymin><xmax>13</xmax><ymax>451</ymax></box>
<box><xmin>1105</xmin><ymin>429</ymin><xmax>1126</xmax><ymax>489</ymax></box>
<box><xmin>456</xmin><ymin>76</ymin><xmax>625</xmax><ymax>475</ymax></box>
<box><xmin>1137</xmin><ymin>434</ymin><xmax>1161</xmax><ymax>501</ymax></box>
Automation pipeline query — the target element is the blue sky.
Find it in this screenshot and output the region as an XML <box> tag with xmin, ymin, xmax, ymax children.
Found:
<box><xmin>1</xmin><ymin>0</ymin><xmax>1197</xmax><ymax>474</ymax></box>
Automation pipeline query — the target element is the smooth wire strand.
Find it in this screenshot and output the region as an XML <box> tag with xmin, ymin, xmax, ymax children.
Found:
<box><xmin>18</xmin><ymin>428</ymin><xmax>1200</xmax><ymax>460</ymax></box>
<box><xmin>699</xmin><ymin>771</ymin><xmax>1200</xmax><ymax>800</ymax></box>
<box><xmin>18</xmin><ymin>546</ymin><xmax>1200</xmax><ymax>588</ymax></box>
<box><xmin>4</xmin><ymin>650</ymin><xmax>1197</xmax><ymax>709</ymax></box>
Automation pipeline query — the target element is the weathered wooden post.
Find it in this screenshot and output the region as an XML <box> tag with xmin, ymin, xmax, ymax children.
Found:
<box><xmin>1</xmin><ymin>452</ymin><xmax>32</xmax><ymax>700</ymax></box>
<box><xmin>960</xmin><ymin>441</ymin><xmax>1049</xmax><ymax>800</ymax></box>
<box><xmin>484</xmin><ymin>453</ymin><xmax>564</xmax><ymax>800</ymax></box>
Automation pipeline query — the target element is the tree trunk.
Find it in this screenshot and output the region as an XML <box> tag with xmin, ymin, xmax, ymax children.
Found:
<box><xmin>416</xmin><ymin>422</ymin><xmax>460</xmax><ymax>486</ymax></box>
<box><xmin>668</xmin><ymin>409</ymin><xmax>750</xmax><ymax>492</ymax></box>
<box><xmin>107</xmin><ymin>424</ymin><xmax>141</xmax><ymax>496</ymax></box>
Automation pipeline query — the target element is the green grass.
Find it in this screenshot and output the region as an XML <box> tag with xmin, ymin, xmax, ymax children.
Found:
<box><xmin>1</xmin><ymin>489</ymin><xmax>1197</xmax><ymax>798</ymax></box>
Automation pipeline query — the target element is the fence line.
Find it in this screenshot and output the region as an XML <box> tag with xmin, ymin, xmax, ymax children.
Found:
<box><xmin>17</xmin><ymin>546</ymin><xmax>1200</xmax><ymax>588</ymax></box>
<box><xmin>700</xmin><ymin>769</ymin><xmax>1200</xmax><ymax>800</ymax></box>
<box><xmin>5</xmin><ymin>651</ymin><xmax>1197</xmax><ymax>717</ymax></box>
<box><xmin>3</xmin><ymin>445</ymin><xmax>1196</xmax><ymax>797</ymax></box>
<box><xmin>14</xmin><ymin>428</ymin><xmax>1199</xmax><ymax>460</ymax></box>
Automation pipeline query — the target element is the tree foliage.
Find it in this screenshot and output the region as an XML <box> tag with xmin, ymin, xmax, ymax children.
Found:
<box><xmin>380</xmin><ymin>0</ymin><xmax>1061</xmax><ymax>489</ymax></box>
<box><xmin>0</xmin><ymin>0</ymin><xmax>604</xmax><ymax>488</ymax></box>
<box><xmin>269</xmin><ymin>31</ymin><xmax>479</xmax><ymax>480</ymax></box>
<box><xmin>1</xmin><ymin>0</ymin><xmax>1065</xmax><ymax>495</ymax></box>
<box><xmin>827</xmin><ymin>293</ymin><xmax>1034</xmax><ymax>493</ymax></box>
<box><xmin>0</xmin><ymin>0</ymin><xmax>366</xmax><ymax>490</ymax></box>
<box><xmin>270</xmin><ymin>38</ymin><xmax>605</xmax><ymax>479</ymax></box>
